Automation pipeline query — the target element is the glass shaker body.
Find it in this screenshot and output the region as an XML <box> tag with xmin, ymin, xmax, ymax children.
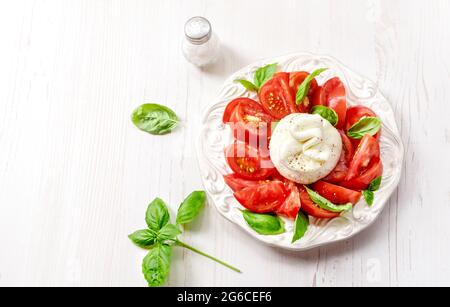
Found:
<box><xmin>182</xmin><ymin>17</ymin><xmax>220</xmax><ymax>67</ymax></box>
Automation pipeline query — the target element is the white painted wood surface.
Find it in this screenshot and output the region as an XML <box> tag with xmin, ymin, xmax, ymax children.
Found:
<box><xmin>0</xmin><ymin>0</ymin><xmax>449</xmax><ymax>287</ymax></box>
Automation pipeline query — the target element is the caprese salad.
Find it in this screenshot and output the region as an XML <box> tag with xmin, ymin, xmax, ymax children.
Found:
<box><xmin>223</xmin><ymin>64</ymin><xmax>383</xmax><ymax>242</ymax></box>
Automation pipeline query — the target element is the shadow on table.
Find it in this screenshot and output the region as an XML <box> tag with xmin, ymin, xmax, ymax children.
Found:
<box><xmin>198</xmin><ymin>44</ymin><xmax>249</xmax><ymax>78</ymax></box>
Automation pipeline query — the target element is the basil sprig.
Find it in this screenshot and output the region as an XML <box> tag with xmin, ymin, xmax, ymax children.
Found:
<box><xmin>235</xmin><ymin>63</ymin><xmax>278</xmax><ymax>92</ymax></box>
<box><xmin>176</xmin><ymin>191</ymin><xmax>206</xmax><ymax>225</ymax></box>
<box><xmin>129</xmin><ymin>192</ymin><xmax>241</xmax><ymax>287</ymax></box>
<box><xmin>131</xmin><ymin>103</ymin><xmax>179</xmax><ymax>135</ymax></box>
<box><xmin>128</xmin><ymin>229</ymin><xmax>157</xmax><ymax>249</ymax></box>
<box><xmin>363</xmin><ymin>176</ymin><xmax>382</xmax><ymax>206</ymax></box>
<box><xmin>242</xmin><ymin>210</ymin><xmax>285</xmax><ymax>235</ymax></box>
<box><xmin>157</xmin><ymin>224</ymin><xmax>182</xmax><ymax>242</ymax></box>
<box><xmin>304</xmin><ymin>186</ymin><xmax>352</xmax><ymax>213</ymax></box>
<box><xmin>311</xmin><ymin>105</ymin><xmax>338</xmax><ymax>126</ymax></box>
<box><xmin>347</xmin><ymin>117</ymin><xmax>381</xmax><ymax>139</ymax></box>
<box><xmin>142</xmin><ymin>243</ymin><xmax>172</xmax><ymax>287</ymax></box>
<box><xmin>292</xmin><ymin>211</ymin><xmax>309</xmax><ymax>243</ymax></box>
<box><xmin>145</xmin><ymin>198</ymin><xmax>170</xmax><ymax>230</ymax></box>
<box><xmin>296</xmin><ymin>68</ymin><xmax>328</xmax><ymax>105</ymax></box>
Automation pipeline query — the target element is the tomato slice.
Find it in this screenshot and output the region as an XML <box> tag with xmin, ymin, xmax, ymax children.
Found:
<box><xmin>312</xmin><ymin>77</ymin><xmax>347</xmax><ymax>129</ymax></box>
<box><xmin>345</xmin><ymin>105</ymin><xmax>381</xmax><ymax>146</ymax></box>
<box><xmin>340</xmin><ymin>159</ymin><xmax>383</xmax><ymax>191</ymax></box>
<box><xmin>276</xmin><ymin>180</ymin><xmax>301</xmax><ymax>219</ymax></box>
<box><xmin>289</xmin><ymin>71</ymin><xmax>319</xmax><ymax>95</ymax></box>
<box><xmin>225</xmin><ymin>141</ymin><xmax>275</xmax><ymax>180</ymax></box>
<box><xmin>346</xmin><ymin>105</ymin><xmax>378</xmax><ymax>131</ymax></box>
<box><xmin>223</xmin><ymin>98</ymin><xmax>273</xmax><ymax>146</ymax></box>
<box><xmin>339</xmin><ymin>134</ymin><xmax>383</xmax><ymax>190</ymax></box>
<box><xmin>298</xmin><ymin>185</ymin><xmax>340</xmax><ymax>219</ymax></box>
<box><xmin>234</xmin><ymin>99</ymin><xmax>272</xmax><ymax>124</ymax></box>
<box><xmin>289</xmin><ymin>71</ymin><xmax>319</xmax><ymax>113</ymax></box>
<box><xmin>273</xmin><ymin>72</ymin><xmax>290</xmax><ymax>84</ymax></box>
<box><xmin>345</xmin><ymin>135</ymin><xmax>380</xmax><ymax>181</ymax></box>
<box><xmin>259</xmin><ymin>76</ymin><xmax>296</xmax><ymax>119</ymax></box>
<box><xmin>233</xmin><ymin>98</ymin><xmax>273</xmax><ymax>144</ymax></box>
<box><xmin>223</xmin><ymin>98</ymin><xmax>242</xmax><ymax>123</ymax></box>
<box><xmin>312</xmin><ymin>181</ymin><xmax>361</xmax><ymax>205</ymax></box>
<box><xmin>234</xmin><ymin>181</ymin><xmax>287</xmax><ymax>213</ymax></box>
<box><xmin>223</xmin><ymin>174</ymin><xmax>262</xmax><ymax>192</ymax></box>
<box><xmin>324</xmin><ymin>131</ymin><xmax>354</xmax><ymax>183</ymax></box>
<box><xmin>269</xmin><ymin>169</ymin><xmax>286</xmax><ymax>182</ymax></box>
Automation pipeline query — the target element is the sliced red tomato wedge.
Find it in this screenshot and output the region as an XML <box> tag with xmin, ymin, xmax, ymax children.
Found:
<box><xmin>312</xmin><ymin>181</ymin><xmax>361</xmax><ymax>205</ymax></box>
<box><xmin>234</xmin><ymin>181</ymin><xmax>287</xmax><ymax>213</ymax></box>
<box><xmin>346</xmin><ymin>105</ymin><xmax>379</xmax><ymax>131</ymax></box>
<box><xmin>223</xmin><ymin>98</ymin><xmax>243</xmax><ymax>123</ymax></box>
<box><xmin>324</xmin><ymin>131</ymin><xmax>354</xmax><ymax>183</ymax></box>
<box><xmin>223</xmin><ymin>174</ymin><xmax>262</xmax><ymax>192</ymax></box>
<box><xmin>346</xmin><ymin>105</ymin><xmax>381</xmax><ymax>146</ymax></box>
<box><xmin>298</xmin><ymin>185</ymin><xmax>340</xmax><ymax>219</ymax></box>
<box><xmin>289</xmin><ymin>71</ymin><xmax>319</xmax><ymax>113</ymax></box>
<box><xmin>276</xmin><ymin>180</ymin><xmax>301</xmax><ymax>219</ymax></box>
<box><xmin>273</xmin><ymin>72</ymin><xmax>290</xmax><ymax>84</ymax></box>
<box><xmin>289</xmin><ymin>71</ymin><xmax>319</xmax><ymax>95</ymax></box>
<box><xmin>259</xmin><ymin>76</ymin><xmax>297</xmax><ymax>119</ymax></box>
<box><xmin>230</xmin><ymin>98</ymin><xmax>273</xmax><ymax>145</ymax></box>
<box><xmin>340</xmin><ymin>159</ymin><xmax>383</xmax><ymax>191</ymax></box>
<box><xmin>312</xmin><ymin>77</ymin><xmax>347</xmax><ymax>129</ymax></box>
<box><xmin>339</xmin><ymin>134</ymin><xmax>382</xmax><ymax>190</ymax></box>
<box><xmin>269</xmin><ymin>169</ymin><xmax>286</xmax><ymax>182</ymax></box>
<box><xmin>345</xmin><ymin>134</ymin><xmax>380</xmax><ymax>181</ymax></box>
<box><xmin>225</xmin><ymin>141</ymin><xmax>275</xmax><ymax>180</ymax></box>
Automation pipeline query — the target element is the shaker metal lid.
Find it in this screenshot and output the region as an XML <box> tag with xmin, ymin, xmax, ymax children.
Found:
<box><xmin>184</xmin><ymin>16</ymin><xmax>212</xmax><ymax>44</ymax></box>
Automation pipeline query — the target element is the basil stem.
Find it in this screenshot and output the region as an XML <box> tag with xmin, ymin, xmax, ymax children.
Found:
<box><xmin>175</xmin><ymin>240</ymin><xmax>241</xmax><ymax>273</ymax></box>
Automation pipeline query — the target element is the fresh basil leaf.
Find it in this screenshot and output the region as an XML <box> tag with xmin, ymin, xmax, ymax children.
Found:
<box><xmin>304</xmin><ymin>186</ymin><xmax>352</xmax><ymax>213</ymax></box>
<box><xmin>128</xmin><ymin>229</ymin><xmax>156</xmax><ymax>248</ymax></box>
<box><xmin>131</xmin><ymin>103</ymin><xmax>179</xmax><ymax>135</ymax></box>
<box><xmin>253</xmin><ymin>63</ymin><xmax>278</xmax><ymax>88</ymax></box>
<box><xmin>296</xmin><ymin>68</ymin><xmax>328</xmax><ymax>104</ymax></box>
<box><xmin>157</xmin><ymin>224</ymin><xmax>181</xmax><ymax>242</ymax></box>
<box><xmin>368</xmin><ymin>176</ymin><xmax>382</xmax><ymax>191</ymax></box>
<box><xmin>242</xmin><ymin>210</ymin><xmax>285</xmax><ymax>235</ymax></box>
<box><xmin>363</xmin><ymin>176</ymin><xmax>381</xmax><ymax>206</ymax></box>
<box><xmin>347</xmin><ymin>117</ymin><xmax>381</xmax><ymax>139</ymax></box>
<box><xmin>146</xmin><ymin>198</ymin><xmax>170</xmax><ymax>231</ymax></box>
<box><xmin>311</xmin><ymin>105</ymin><xmax>338</xmax><ymax>126</ymax></box>
<box><xmin>363</xmin><ymin>190</ymin><xmax>374</xmax><ymax>206</ymax></box>
<box><xmin>292</xmin><ymin>211</ymin><xmax>309</xmax><ymax>243</ymax></box>
<box><xmin>176</xmin><ymin>191</ymin><xmax>206</xmax><ymax>225</ymax></box>
<box><xmin>234</xmin><ymin>79</ymin><xmax>259</xmax><ymax>92</ymax></box>
<box><xmin>142</xmin><ymin>243</ymin><xmax>172</xmax><ymax>287</ymax></box>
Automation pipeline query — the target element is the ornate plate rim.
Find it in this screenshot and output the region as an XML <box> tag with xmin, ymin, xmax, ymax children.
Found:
<box><xmin>196</xmin><ymin>52</ymin><xmax>404</xmax><ymax>251</ymax></box>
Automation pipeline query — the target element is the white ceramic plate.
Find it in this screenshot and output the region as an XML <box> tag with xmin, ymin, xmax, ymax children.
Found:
<box><xmin>197</xmin><ymin>52</ymin><xmax>404</xmax><ymax>251</ymax></box>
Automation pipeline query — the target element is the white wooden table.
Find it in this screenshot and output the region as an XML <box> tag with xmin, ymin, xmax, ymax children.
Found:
<box><xmin>1</xmin><ymin>0</ymin><xmax>449</xmax><ymax>287</ymax></box>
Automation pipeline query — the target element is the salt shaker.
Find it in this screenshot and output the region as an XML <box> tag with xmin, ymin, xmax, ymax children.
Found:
<box><xmin>182</xmin><ymin>16</ymin><xmax>220</xmax><ymax>67</ymax></box>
